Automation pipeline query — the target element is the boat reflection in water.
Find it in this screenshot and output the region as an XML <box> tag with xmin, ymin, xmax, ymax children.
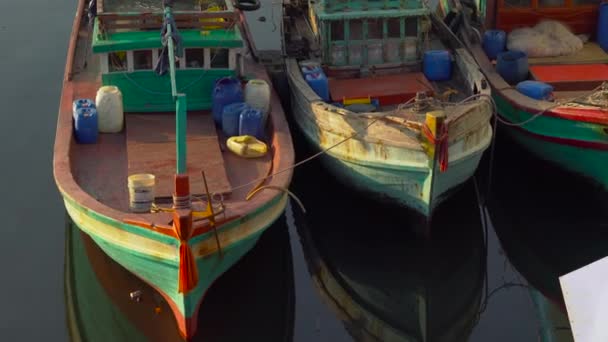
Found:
<box><xmin>64</xmin><ymin>217</ymin><xmax>294</xmax><ymax>342</ymax></box>
<box><xmin>486</xmin><ymin>132</ymin><xmax>608</xmax><ymax>341</ymax></box>
<box><xmin>290</xmin><ymin>157</ymin><xmax>486</xmax><ymax>342</ymax></box>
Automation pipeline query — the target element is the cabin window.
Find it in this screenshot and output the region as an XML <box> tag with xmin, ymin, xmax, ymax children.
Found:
<box><xmin>185</xmin><ymin>48</ymin><xmax>205</xmax><ymax>68</ymax></box>
<box><xmin>367</xmin><ymin>19</ymin><xmax>383</xmax><ymax>39</ymax></box>
<box><xmin>133</xmin><ymin>50</ymin><xmax>153</xmax><ymax>70</ymax></box>
<box><xmin>387</xmin><ymin>18</ymin><xmax>401</xmax><ymax>38</ymax></box>
<box><xmin>349</xmin><ymin>20</ymin><xmax>363</xmax><ymax>40</ymax></box>
<box><xmin>108</xmin><ymin>51</ymin><xmax>127</xmax><ymax>72</ymax></box>
<box><xmin>405</xmin><ymin>19</ymin><xmax>418</xmax><ymax>37</ymax></box>
<box><xmin>331</xmin><ymin>21</ymin><xmax>345</xmax><ymax>40</ymax></box>
<box><xmin>210</xmin><ymin>48</ymin><xmax>230</xmax><ymax>68</ymax></box>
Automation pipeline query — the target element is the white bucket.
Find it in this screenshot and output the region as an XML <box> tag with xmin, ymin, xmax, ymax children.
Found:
<box><xmin>128</xmin><ymin>174</ymin><xmax>155</xmax><ymax>213</ymax></box>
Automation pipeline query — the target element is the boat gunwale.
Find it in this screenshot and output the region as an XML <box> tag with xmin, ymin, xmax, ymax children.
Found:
<box><xmin>53</xmin><ymin>0</ymin><xmax>295</xmax><ymax>242</ymax></box>
<box><xmin>469</xmin><ymin>45</ymin><xmax>608</xmax><ymax>128</ymax></box>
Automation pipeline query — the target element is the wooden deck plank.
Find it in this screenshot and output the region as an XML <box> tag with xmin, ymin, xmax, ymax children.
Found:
<box><xmin>126</xmin><ymin>113</ymin><xmax>232</xmax><ymax>199</ymax></box>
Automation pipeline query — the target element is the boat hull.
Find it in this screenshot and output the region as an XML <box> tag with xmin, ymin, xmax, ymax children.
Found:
<box><xmin>286</xmin><ymin>60</ymin><xmax>492</xmax><ymax>217</ymax></box>
<box><xmin>313</xmin><ymin>144</ymin><xmax>488</xmax><ymax>216</ymax></box>
<box><xmin>62</xmin><ymin>192</ymin><xmax>288</xmax><ymax>338</ymax></box>
<box><xmin>494</xmin><ymin>94</ymin><xmax>608</xmax><ymax>190</ymax></box>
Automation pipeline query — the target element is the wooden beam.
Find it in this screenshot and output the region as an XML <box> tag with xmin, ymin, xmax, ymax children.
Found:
<box><xmin>101</xmin><ymin>20</ymin><xmax>234</xmax><ymax>30</ymax></box>
<box><xmin>97</xmin><ymin>11</ymin><xmax>237</xmax><ymax>20</ymax></box>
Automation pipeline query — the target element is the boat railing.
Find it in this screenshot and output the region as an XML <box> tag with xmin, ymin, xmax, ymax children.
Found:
<box><xmin>320</xmin><ymin>0</ymin><xmax>414</xmax><ymax>12</ymax></box>
<box><xmin>96</xmin><ymin>10</ymin><xmax>238</xmax><ymax>33</ymax></box>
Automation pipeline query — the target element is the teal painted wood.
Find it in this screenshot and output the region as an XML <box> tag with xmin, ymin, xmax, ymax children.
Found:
<box><xmin>287</xmin><ymin>59</ymin><xmax>491</xmax><ymax>217</ymax></box>
<box><xmin>87</xmin><ymin>228</ymin><xmax>265</xmax><ymax>318</ymax></box>
<box><xmin>313</xmin><ymin>6</ymin><xmax>429</xmax><ymax>20</ymax></box>
<box><xmin>176</xmin><ymin>95</ymin><xmax>187</xmax><ymax>173</ymax></box>
<box><xmin>63</xmin><ymin>191</ymin><xmax>287</xmax><ymax>320</ymax></box>
<box><xmin>101</xmin><ymin>65</ymin><xmax>236</xmax><ymax>112</ymax></box>
<box><xmin>60</xmin><ymin>188</ymin><xmax>285</xmax><ymax>247</ymax></box>
<box><xmin>505</xmin><ymin>127</ymin><xmax>608</xmax><ymax>190</ymax></box>
<box><xmin>300</xmin><ymin>127</ymin><xmax>487</xmax><ymax>216</ymax></box>
<box><xmin>494</xmin><ymin>95</ymin><xmax>608</xmax><ymax>190</ymax></box>
<box><xmin>67</xmin><ymin>223</ymin><xmax>148</xmax><ymax>342</ymax></box>
<box><xmin>92</xmin><ymin>21</ymin><xmax>244</xmax><ymax>53</ymax></box>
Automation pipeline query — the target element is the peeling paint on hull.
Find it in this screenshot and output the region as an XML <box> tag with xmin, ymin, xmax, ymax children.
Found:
<box><xmin>286</xmin><ymin>58</ymin><xmax>493</xmax><ymax>217</ymax></box>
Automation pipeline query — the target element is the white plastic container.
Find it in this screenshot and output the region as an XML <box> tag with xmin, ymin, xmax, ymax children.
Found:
<box><xmin>244</xmin><ymin>79</ymin><xmax>270</xmax><ymax>123</ymax></box>
<box><xmin>95</xmin><ymin>85</ymin><xmax>124</xmax><ymax>133</ymax></box>
<box><xmin>128</xmin><ymin>174</ymin><xmax>155</xmax><ymax>213</ymax></box>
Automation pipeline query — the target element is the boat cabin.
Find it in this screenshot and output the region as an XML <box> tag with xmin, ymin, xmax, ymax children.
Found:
<box><xmin>308</xmin><ymin>0</ymin><xmax>431</xmax><ymax>68</ymax></box>
<box><xmin>91</xmin><ymin>0</ymin><xmax>244</xmax><ymax>112</ymax></box>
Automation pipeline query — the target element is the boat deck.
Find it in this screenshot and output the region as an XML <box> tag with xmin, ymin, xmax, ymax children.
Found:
<box><xmin>65</xmin><ymin>11</ymin><xmax>279</xmax><ymax>214</ymax></box>
<box><xmin>72</xmin><ymin>110</ymin><xmax>272</xmax><ymax>212</ymax></box>
<box><xmin>125</xmin><ymin>113</ymin><xmax>232</xmax><ymax>200</ymax></box>
<box><xmin>328</xmin><ymin>73</ymin><xmax>434</xmax><ymax>107</ymax></box>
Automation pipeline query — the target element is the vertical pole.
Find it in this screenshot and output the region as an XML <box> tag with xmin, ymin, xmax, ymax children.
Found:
<box><xmin>164</xmin><ymin>6</ymin><xmax>187</xmax><ymax>175</ymax></box>
<box><xmin>166</xmin><ymin>8</ymin><xmax>178</xmax><ymax>98</ymax></box>
<box><xmin>176</xmin><ymin>94</ymin><xmax>187</xmax><ymax>174</ymax></box>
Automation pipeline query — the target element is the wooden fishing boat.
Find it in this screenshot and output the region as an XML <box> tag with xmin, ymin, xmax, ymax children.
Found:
<box><xmin>282</xmin><ymin>0</ymin><xmax>494</xmax><ymax>219</ymax></box>
<box><xmin>290</xmin><ymin>159</ymin><xmax>485</xmax><ymax>341</ymax></box>
<box><xmin>454</xmin><ymin>0</ymin><xmax>608</xmax><ymax>190</ymax></box>
<box><xmin>54</xmin><ymin>0</ymin><xmax>294</xmax><ymax>338</ymax></box>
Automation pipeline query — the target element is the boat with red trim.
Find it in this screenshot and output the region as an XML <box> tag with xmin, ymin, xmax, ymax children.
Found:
<box><xmin>53</xmin><ymin>0</ymin><xmax>294</xmax><ymax>338</ymax></box>
<box><xmin>454</xmin><ymin>0</ymin><xmax>608</xmax><ymax>190</ymax></box>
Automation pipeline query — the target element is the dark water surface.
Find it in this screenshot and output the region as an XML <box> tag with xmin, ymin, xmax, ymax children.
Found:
<box><xmin>3</xmin><ymin>1</ymin><xmax>607</xmax><ymax>342</ymax></box>
<box><xmin>0</xmin><ymin>0</ymin><xmax>73</xmax><ymax>341</ymax></box>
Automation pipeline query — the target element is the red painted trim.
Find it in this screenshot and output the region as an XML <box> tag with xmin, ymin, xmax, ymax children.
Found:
<box><xmin>496</xmin><ymin>91</ymin><xmax>608</xmax><ymax>126</ymax></box>
<box><xmin>500</xmin><ymin>115</ymin><xmax>608</xmax><ymax>151</ymax></box>
<box><xmin>550</xmin><ymin>106</ymin><xmax>608</xmax><ymax>125</ymax></box>
<box><xmin>123</xmin><ymin>218</ymin><xmax>177</xmax><ymax>238</ymax></box>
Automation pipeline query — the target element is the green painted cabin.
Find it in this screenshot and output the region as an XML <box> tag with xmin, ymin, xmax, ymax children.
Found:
<box><xmin>308</xmin><ymin>0</ymin><xmax>431</xmax><ymax>68</ymax></box>
<box><xmin>91</xmin><ymin>1</ymin><xmax>244</xmax><ymax>112</ymax></box>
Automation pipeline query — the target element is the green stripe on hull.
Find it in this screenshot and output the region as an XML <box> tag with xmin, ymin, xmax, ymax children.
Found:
<box><xmin>495</xmin><ymin>95</ymin><xmax>608</xmax><ymax>190</ymax></box>
<box><xmin>60</xmin><ymin>189</ymin><xmax>285</xmax><ymax>247</ymax></box>
<box><xmin>319</xmin><ymin>145</ymin><xmax>486</xmax><ymax>216</ymax></box>
<box><xmin>88</xmin><ymin>230</ymin><xmax>264</xmax><ymax>318</ymax></box>
<box><xmin>318</xmin><ymin>152</ymin><xmax>433</xmax><ymax>215</ymax></box>
<box><xmin>494</xmin><ymin>96</ymin><xmax>606</xmax><ymax>143</ymax></box>
<box><xmin>506</xmin><ymin>128</ymin><xmax>608</xmax><ymax>189</ymax></box>
<box><xmin>63</xmin><ymin>192</ymin><xmax>288</xmax><ymax>320</ymax></box>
